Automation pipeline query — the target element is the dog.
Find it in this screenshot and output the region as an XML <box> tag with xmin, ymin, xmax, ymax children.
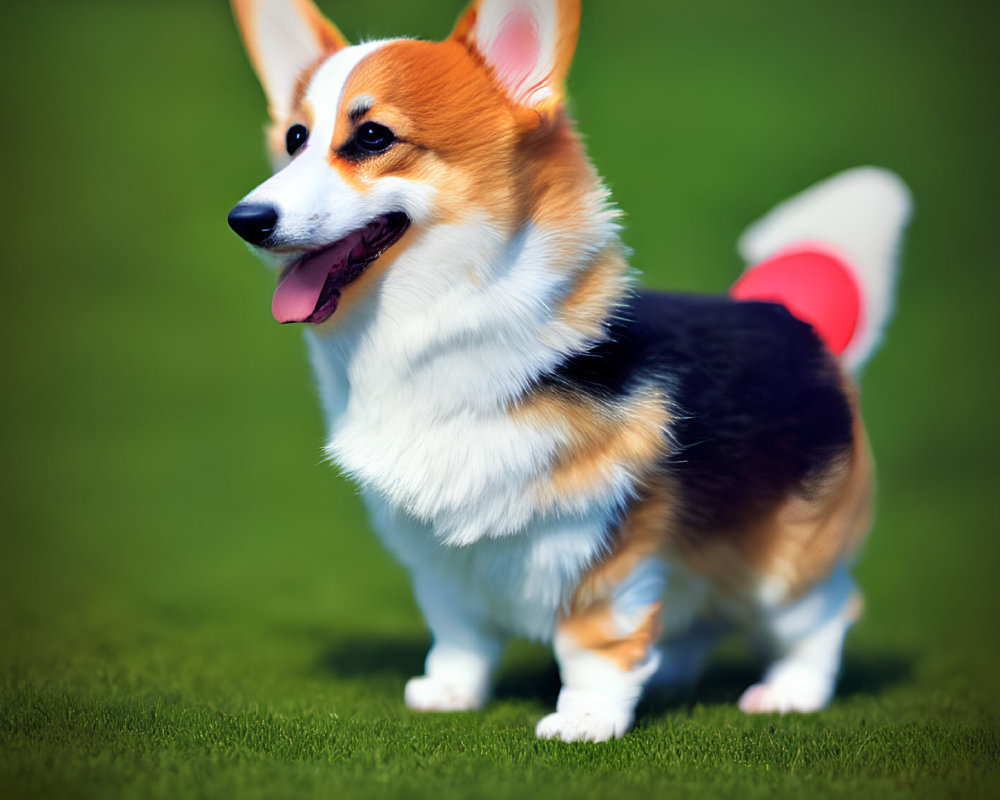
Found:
<box><xmin>227</xmin><ymin>0</ymin><xmax>910</xmax><ymax>741</ymax></box>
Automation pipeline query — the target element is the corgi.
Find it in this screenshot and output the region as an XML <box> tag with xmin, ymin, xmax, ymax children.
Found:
<box><xmin>227</xmin><ymin>0</ymin><xmax>911</xmax><ymax>741</ymax></box>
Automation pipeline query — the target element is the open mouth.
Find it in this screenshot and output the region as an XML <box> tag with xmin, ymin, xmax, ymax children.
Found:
<box><xmin>271</xmin><ymin>212</ymin><xmax>410</xmax><ymax>324</ymax></box>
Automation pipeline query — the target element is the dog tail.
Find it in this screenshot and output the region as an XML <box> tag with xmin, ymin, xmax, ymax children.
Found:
<box><xmin>731</xmin><ymin>166</ymin><xmax>912</xmax><ymax>373</ymax></box>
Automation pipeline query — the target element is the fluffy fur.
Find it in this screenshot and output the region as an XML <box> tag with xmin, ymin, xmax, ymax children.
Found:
<box><xmin>228</xmin><ymin>0</ymin><xmax>911</xmax><ymax>742</ymax></box>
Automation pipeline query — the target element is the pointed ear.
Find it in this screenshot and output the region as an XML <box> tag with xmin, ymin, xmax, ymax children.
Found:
<box><xmin>232</xmin><ymin>0</ymin><xmax>349</xmax><ymax>120</ymax></box>
<box><xmin>450</xmin><ymin>0</ymin><xmax>581</xmax><ymax>113</ymax></box>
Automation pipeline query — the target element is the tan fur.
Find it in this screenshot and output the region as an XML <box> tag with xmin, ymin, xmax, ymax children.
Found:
<box><xmin>327</xmin><ymin>40</ymin><xmax>523</xmax><ymax>219</ymax></box>
<box><xmin>660</xmin><ymin>387</ymin><xmax>872</xmax><ymax>602</ymax></box>
<box><xmin>559</xmin><ymin>601</ymin><xmax>663</xmax><ymax>672</ymax></box>
<box><xmin>515</xmin><ymin>114</ymin><xmax>610</xmax><ymax>236</ymax></box>
<box><xmin>573</xmin><ymin>479</ymin><xmax>676</xmax><ymax>608</ymax></box>
<box><xmin>745</xmin><ymin>418</ymin><xmax>873</xmax><ymax>599</ymax></box>
<box><xmin>556</xmin><ymin>248</ymin><xmax>632</xmax><ymax>341</ymax></box>
<box><xmin>513</xmin><ymin>386</ymin><xmax>672</xmax><ymax>510</ymax></box>
<box><xmin>557</xmin><ymin>388</ymin><xmax>871</xmax><ymax>671</ymax></box>
<box><xmin>321</xmin><ymin>38</ymin><xmax>609</xmax><ymax>243</ymax></box>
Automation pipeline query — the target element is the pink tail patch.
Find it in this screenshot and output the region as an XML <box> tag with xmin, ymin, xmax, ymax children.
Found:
<box><xmin>730</xmin><ymin>247</ymin><xmax>862</xmax><ymax>356</ymax></box>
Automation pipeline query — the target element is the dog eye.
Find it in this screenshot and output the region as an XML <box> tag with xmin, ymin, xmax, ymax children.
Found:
<box><xmin>356</xmin><ymin>122</ymin><xmax>395</xmax><ymax>154</ymax></box>
<box><xmin>286</xmin><ymin>124</ymin><xmax>309</xmax><ymax>156</ymax></box>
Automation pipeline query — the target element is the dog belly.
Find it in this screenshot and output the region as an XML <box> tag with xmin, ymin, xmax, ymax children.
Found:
<box><xmin>363</xmin><ymin>491</ymin><xmax>612</xmax><ymax>641</ymax></box>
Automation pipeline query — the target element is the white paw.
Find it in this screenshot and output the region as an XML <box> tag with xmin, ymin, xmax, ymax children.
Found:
<box><xmin>535</xmin><ymin>711</ymin><xmax>633</xmax><ymax>743</ymax></box>
<box><xmin>404</xmin><ymin>675</ymin><xmax>487</xmax><ymax>712</ymax></box>
<box><xmin>738</xmin><ymin>670</ymin><xmax>833</xmax><ymax>714</ymax></box>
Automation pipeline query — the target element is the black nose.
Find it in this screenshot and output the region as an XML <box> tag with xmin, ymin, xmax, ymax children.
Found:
<box><xmin>227</xmin><ymin>202</ymin><xmax>279</xmax><ymax>245</ymax></box>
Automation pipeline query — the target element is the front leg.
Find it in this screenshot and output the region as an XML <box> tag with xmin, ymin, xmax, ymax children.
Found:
<box><xmin>405</xmin><ymin>569</ymin><xmax>505</xmax><ymax>713</ymax></box>
<box><xmin>537</xmin><ymin>559</ymin><xmax>665</xmax><ymax>742</ymax></box>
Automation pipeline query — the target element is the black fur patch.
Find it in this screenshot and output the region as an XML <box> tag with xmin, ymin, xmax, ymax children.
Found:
<box><xmin>539</xmin><ymin>291</ymin><xmax>855</xmax><ymax>530</ymax></box>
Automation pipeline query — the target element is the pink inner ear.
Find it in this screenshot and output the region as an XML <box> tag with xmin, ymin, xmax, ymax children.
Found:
<box><xmin>489</xmin><ymin>9</ymin><xmax>541</xmax><ymax>94</ymax></box>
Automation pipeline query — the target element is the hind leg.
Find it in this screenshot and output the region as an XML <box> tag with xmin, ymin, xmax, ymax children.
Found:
<box><xmin>739</xmin><ymin>565</ymin><xmax>860</xmax><ymax>714</ymax></box>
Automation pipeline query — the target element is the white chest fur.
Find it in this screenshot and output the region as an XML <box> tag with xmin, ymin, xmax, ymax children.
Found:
<box><xmin>300</xmin><ymin>219</ymin><xmax>624</xmax><ymax>639</ymax></box>
<box><xmin>303</xmin><ymin>219</ymin><xmax>622</xmax><ymax>536</ymax></box>
<box><xmin>304</xmin><ymin>330</ymin><xmax>615</xmax><ymax>640</ymax></box>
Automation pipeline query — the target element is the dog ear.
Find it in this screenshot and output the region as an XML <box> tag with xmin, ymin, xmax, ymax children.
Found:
<box><xmin>450</xmin><ymin>0</ymin><xmax>581</xmax><ymax>114</ymax></box>
<box><xmin>232</xmin><ymin>0</ymin><xmax>349</xmax><ymax>120</ymax></box>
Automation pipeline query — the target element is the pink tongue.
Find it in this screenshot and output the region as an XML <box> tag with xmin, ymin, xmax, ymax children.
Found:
<box><xmin>271</xmin><ymin>235</ymin><xmax>356</xmax><ymax>323</ymax></box>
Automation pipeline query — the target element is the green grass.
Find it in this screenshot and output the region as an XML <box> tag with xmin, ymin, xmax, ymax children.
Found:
<box><xmin>1</xmin><ymin>0</ymin><xmax>998</xmax><ymax>797</ymax></box>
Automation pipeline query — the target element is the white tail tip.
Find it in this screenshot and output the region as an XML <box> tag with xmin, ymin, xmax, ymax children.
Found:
<box><xmin>739</xmin><ymin>167</ymin><xmax>912</xmax><ymax>372</ymax></box>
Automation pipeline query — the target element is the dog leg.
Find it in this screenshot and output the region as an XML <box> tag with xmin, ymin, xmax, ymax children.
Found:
<box><xmin>739</xmin><ymin>565</ymin><xmax>860</xmax><ymax>714</ymax></box>
<box><xmin>404</xmin><ymin>570</ymin><xmax>505</xmax><ymax>713</ymax></box>
<box><xmin>536</xmin><ymin>559</ymin><xmax>665</xmax><ymax>742</ymax></box>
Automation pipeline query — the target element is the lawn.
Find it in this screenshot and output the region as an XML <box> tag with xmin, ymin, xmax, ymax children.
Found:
<box><xmin>1</xmin><ymin>1</ymin><xmax>998</xmax><ymax>798</ymax></box>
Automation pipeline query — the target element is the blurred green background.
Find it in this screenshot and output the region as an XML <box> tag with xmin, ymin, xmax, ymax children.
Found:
<box><xmin>1</xmin><ymin>1</ymin><xmax>997</xmax><ymax>798</ymax></box>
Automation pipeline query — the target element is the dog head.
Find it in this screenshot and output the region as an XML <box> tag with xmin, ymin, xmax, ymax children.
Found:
<box><xmin>228</xmin><ymin>0</ymin><xmax>584</xmax><ymax>326</ymax></box>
